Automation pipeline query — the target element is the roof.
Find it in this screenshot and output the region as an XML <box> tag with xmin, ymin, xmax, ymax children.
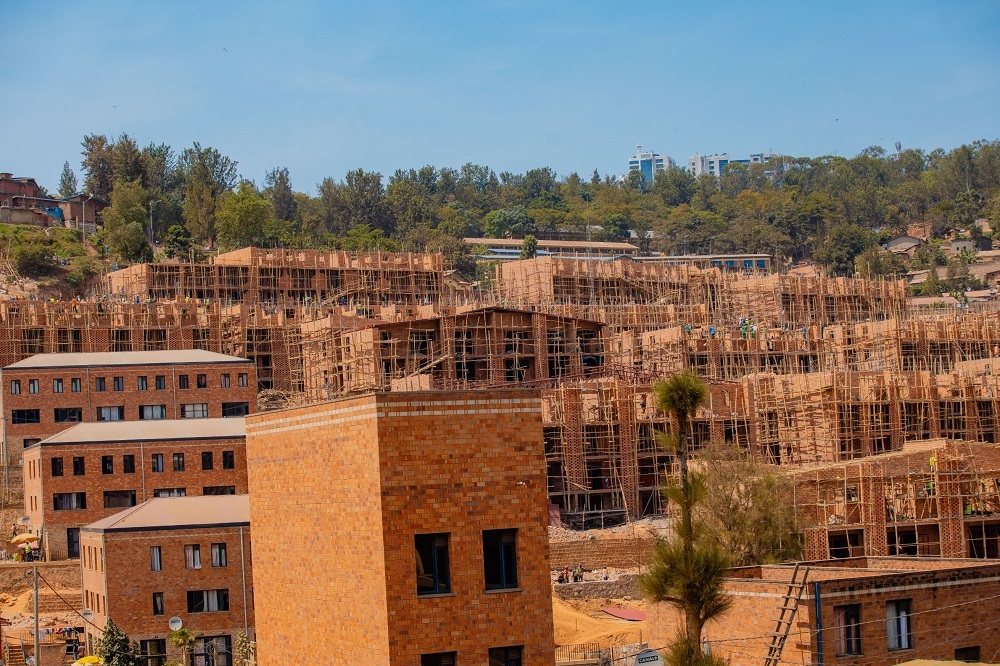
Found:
<box><xmin>4</xmin><ymin>349</ymin><xmax>252</xmax><ymax>370</ymax></box>
<box><xmin>38</xmin><ymin>418</ymin><xmax>245</xmax><ymax>446</ymax></box>
<box><xmin>464</xmin><ymin>237</ymin><xmax>639</xmax><ymax>251</ymax></box>
<box><xmin>83</xmin><ymin>495</ymin><xmax>250</xmax><ymax>533</ymax></box>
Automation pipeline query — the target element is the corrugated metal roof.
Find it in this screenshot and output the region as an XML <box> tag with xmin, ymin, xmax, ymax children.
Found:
<box><xmin>5</xmin><ymin>350</ymin><xmax>252</xmax><ymax>369</ymax></box>
<box><xmin>83</xmin><ymin>495</ymin><xmax>250</xmax><ymax>533</ymax></box>
<box><xmin>39</xmin><ymin>418</ymin><xmax>245</xmax><ymax>445</ymax></box>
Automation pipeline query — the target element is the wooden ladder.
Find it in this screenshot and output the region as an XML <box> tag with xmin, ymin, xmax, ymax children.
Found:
<box><xmin>763</xmin><ymin>563</ymin><xmax>810</xmax><ymax>666</ymax></box>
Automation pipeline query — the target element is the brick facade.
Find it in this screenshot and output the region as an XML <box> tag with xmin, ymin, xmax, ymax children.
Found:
<box><xmin>1</xmin><ymin>351</ymin><xmax>256</xmax><ymax>464</ymax></box>
<box><xmin>548</xmin><ymin>537</ymin><xmax>656</xmax><ymax>570</ymax></box>
<box><xmin>81</xmin><ymin>495</ymin><xmax>253</xmax><ymax>665</ymax></box>
<box><xmin>648</xmin><ymin>558</ymin><xmax>1000</xmax><ymax>665</ymax></box>
<box><xmin>23</xmin><ymin>419</ymin><xmax>247</xmax><ymax>560</ymax></box>
<box><xmin>245</xmin><ymin>390</ymin><xmax>555</xmax><ymax>666</ymax></box>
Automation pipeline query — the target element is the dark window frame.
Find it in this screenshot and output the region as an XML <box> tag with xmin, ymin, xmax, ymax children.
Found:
<box><xmin>415</xmin><ymin>533</ymin><xmax>451</xmax><ymax>595</ymax></box>
<box><xmin>483</xmin><ymin>528</ymin><xmax>518</xmax><ymax>590</ymax></box>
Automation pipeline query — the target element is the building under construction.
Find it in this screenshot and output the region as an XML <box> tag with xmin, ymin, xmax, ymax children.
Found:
<box><xmin>6</xmin><ymin>247</ymin><xmax>1000</xmax><ymax>555</ymax></box>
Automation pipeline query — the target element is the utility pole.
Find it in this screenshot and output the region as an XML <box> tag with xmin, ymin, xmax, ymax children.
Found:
<box><xmin>33</xmin><ymin>564</ymin><xmax>39</xmax><ymax>666</ymax></box>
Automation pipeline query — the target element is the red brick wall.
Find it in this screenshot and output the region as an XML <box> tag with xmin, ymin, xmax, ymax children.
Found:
<box><xmin>649</xmin><ymin>562</ymin><xmax>1000</xmax><ymax>665</ymax></box>
<box><xmin>246</xmin><ymin>390</ymin><xmax>555</xmax><ymax>666</ymax></box>
<box><xmin>548</xmin><ymin>537</ymin><xmax>656</xmax><ymax>570</ymax></box>
<box><xmin>81</xmin><ymin>524</ymin><xmax>253</xmax><ymax>663</ymax></box>
<box><xmin>2</xmin><ymin>360</ymin><xmax>256</xmax><ymax>462</ymax></box>
<box><xmin>25</xmin><ymin>436</ymin><xmax>247</xmax><ymax>559</ymax></box>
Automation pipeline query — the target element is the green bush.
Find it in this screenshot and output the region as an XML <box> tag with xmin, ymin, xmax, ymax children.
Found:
<box><xmin>11</xmin><ymin>242</ymin><xmax>55</xmax><ymax>277</ymax></box>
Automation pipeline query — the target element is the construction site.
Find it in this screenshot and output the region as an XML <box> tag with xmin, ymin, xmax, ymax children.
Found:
<box><xmin>2</xmin><ymin>248</ymin><xmax>1000</xmax><ymax>559</ymax></box>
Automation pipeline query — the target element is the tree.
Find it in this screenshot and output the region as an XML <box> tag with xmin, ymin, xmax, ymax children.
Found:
<box><xmin>234</xmin><ymin>630</ymin><xmax>257</xmax><ymax>666</ymax></box>
<box><xmin>640</xmin><ymin>373</ymin><xmax>730</xmax><ymax>665</ymax></box>
<box><xmin>265</xmin><ymin>167</ymin><xmax>297</xmax><ymax>222</ymax></box>
<box><xmin>168</xmin><ymin>628</ymin><xmax>197</xmax><ymax>665</ymax></box>
<box><xmin>519</xmin><ymin>234</ymin><xmax>537</xmax><ymax>259</ymax></box>
<box><xmin>96</xmin><ymin>618</ymin><xmax>142</xmax><ymax>666</ymax></box>
<box><xmin>343</xmin><ymin>224</ymin><xmax>400</xmax><ymax>252</ymax></box>
<box><xmin>921</xmin><ymin>267</ymin><xmax>943</xmax><ymax>297</ymax></box>
<box><xmin>100</xmin><ymin>179</ymin><xmax>153</xmax><ymax>262</ymax></box>
<box><xmin>180</xmin><ymin>142</ymin><xmax>239</xmax><ymax>243</ymax></box>
<box><xmin>81</xmin><ymin>134</ymin><xmax>114</xmax><ymax>200</ymax></box>
<box><xmin>58</xmin><ymin>161</ymin><xmax>78</xmax><ymax>198</ymax></box>
<box><xmin>215</xmin><ymin>181</ymin><xmax>274</xmax><ymax>251</ymax></box>
<box><xmin>483</xmin><ymin>207</ymin><xmax>533</xmax><ymax>238</ymax></box>
<box><xmin>340</xmin><ymin>168</ymin><xmax>392</xmax><ymax>234</ymax></box>
<box><xmin>164</xmin><ymin>224</ymin><xmax>194</xmax><ymax>259</ymax></box>
<box><xmin>818</xmin><ymin>224</ymin><xmax>873</xmax><ymax>276</ymax></box>
<box><xmin>698</xmin><ymin>442</ymin><xmax>801</xmax><ymax>566</ymax></box>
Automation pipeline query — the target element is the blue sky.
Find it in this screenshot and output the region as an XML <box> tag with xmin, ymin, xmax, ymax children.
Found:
<box><xmin>2</xmin><ymin>1</ymin><xmax>998</xmax><ymax>194</ymax></box>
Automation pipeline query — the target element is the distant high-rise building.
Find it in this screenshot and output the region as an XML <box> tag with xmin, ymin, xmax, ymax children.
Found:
<box><xmin>628</xmin><ymin>144</ymin><xmax>675</xmax><ymax>183</ymax></box>
<box><xmin>688</xmin><ymin>151</ymin><xmax>782</xmax><ymax>177</ymax></box>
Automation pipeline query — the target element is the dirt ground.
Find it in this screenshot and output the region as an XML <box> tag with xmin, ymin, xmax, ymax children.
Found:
<box><xmin>0</xmin><ymin>563</ymin><xmax>82</xmax><ymax>630</ymax></box>
<box><xmin>552</xmin><ymin>596</ymin><xmax>649</xmax><ymax>647</ymax></box>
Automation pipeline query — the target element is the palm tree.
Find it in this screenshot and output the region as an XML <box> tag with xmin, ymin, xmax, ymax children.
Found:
<box><xmin>640</xmin><ymin>372</ymin><xmax>731</xmax><ymax>665</ymax></box>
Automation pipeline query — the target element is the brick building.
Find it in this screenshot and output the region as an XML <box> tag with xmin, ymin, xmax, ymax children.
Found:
<box><xmin>244</xmin><ymin>390</ymin><xmax>555</xmax><ymax>666</ymax></box>
<box><xmin>300</xmin><ymin>307</ymin><xmax>606</xmax><ymax>399</ymax></box>
<box><xmin>648</xmin><ymin>558</ymin><xmax>1000</xmax><ymax>665</ymax></box>
<box><xmin>1</xmin><ymin>350</ymin><xmax>255</xmax><ymax>463</ymax></box>
<box><xmin>81</xmin><ymin>495</ymin><xmax>253</xmax><ymax>665</ymax></box>
<box><xmin>23</xmin><ymin>418</ymin><xmax>247</xmax><ymax>560</ymax></box>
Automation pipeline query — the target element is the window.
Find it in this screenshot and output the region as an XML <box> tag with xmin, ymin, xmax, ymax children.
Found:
<box><xmin>140</xmin><ymin>639</ymin><xmax>166</xmax><ymax>666</ymax></box>
<box><xmin>173</xmin><ymin>453</ymin><xmax>185</xmax><ymax>472</ymax></box>
<box><xmin>95</xmin><ymin>377</ymin><xmax>106</xmax><ymax>392</ymax></box>
<box><xmin>113</xmin><ymin>376</ymin><xmax>124</xmax><ymax>391</ymax></box>
<box><xmin>54</xmin><ymin>407</ymin><xmax>83</xmax><ymax>423</ymax></box>
<box><xmin>123</xmin><ymin>455</ymin><xmax>136</xmax><ymax>474</ymax></box>
<box><xmin>150</xmin><ymin>546</ymin><xmax>162</xmax><ymax>571</ymax></box>
<box><xmin>137</xmin><ymin>376</ymin><xmax>148</xmax><ymax>391</ymax></box>
<box><xmin>415</xmin><ymin>533</ymin><xmax>450</xmax><ymax>595</ymax></box>
<box><xmin>196</xmin><ymin>374</ymin><xmax>207</xmax><ymax>389</ymax></box>
<box><xmin>178</xmin><ymin>374</ymin><xmax>189</xmax><ymax>389</ymax></box>
<box><xmin>203</xmin><ymin>486</ymin><xmax>236</xmax><ymax>495</ymax></box>
<box><xmin>51</xmin><ymin>457</ymin><xmax>63</xmax><ymax>477</ymax></box>
<box><xmin>185</xmin><ymin>544</ymin><xmax>202</xmax><ymax>569</ymax></box>
<box><xmin>11</xmin><ymin>410</ymin><xmax>40</xmax><ymax>424</ymax></box>
<box><xmin>53</xmin><ymin>378</ymin><xmax>63</xmax><ymax>393</ymax></box>
<box><xmin>53</xmin><ymin>492</ymin><xmax>86</xmax><ymax>510</ymax></box>
<box><xmin>421</xmin><ymin>654</ymin><xmax>456</xmax><ymax>666</ymax></box>
<box><xmin>152</xmin><ymin>592</ymin><xmax>164</xmax><ymax>616</ymax></box>
<box><xmin>102</xmin><ymin>456</ymin><xmax>114</xmax><ymax>474</ymax></box>
<box><xmin>193</xmin><ymin>636</ymin><xmax>232</xmax><ymax>666</ymax></box>
<box><xmin>211</xmin><ymin>543</ymin><xmax>227</xmax><ymax>567</ymax></box>
<box><xmin>9</xmin><ymin>380</ymin><xmax>20</xmax><ymax>395</ymax></box>
<box><xmin>103</xmin><ymin>490</ymin><xmax>136</xmax><ymax>508</ymax></box>
<box><xmin>488</xmin><ymin>647</ymin><xmax>522</xmax><ymax>666</ymax></box>
<box><xmin>834</xmin><ymin>604</ymin><xmax>862</xmax><ymax>656</ymax></box>
<box><xmin>97</xmin><ymin>406</ymin><xmax>124</xmax><ymax>421</ymax></box>
<box><xmin>155</xmin><ymin>375</ymin><xmax>166</xmax><ymax>390</ymax></box>
<box><xmin>67</xmin><ymin>528</ymin><xmax>80</xmax><ymax>559</ymax></box>
<box><xmin>956</xmin><ymin>646</ymin><xmax>982</xmax><ymax>662</ymax></box>
<box><xmin>23</xmin><ymin>438</ymin><xmax>40</xmax><ymax>449</ymax></box>
<box><xmin>483</xmin><ymin>529</ymin><xmax>518</xmax><ymax>590</ymax></box>
<box><xmin>153</xmin><ymin>488</ymin><xmax>186</xmax><ymax>497</ymax></box>
<box><xmin>73</xmin><ymin>457</ymin><xmax>85</xmax><ymax>476</ymax></box>
<box><xmin>139</xmin><ymin>405</ymin><xmax>167</xmax><ymax>420</ymax></box>
<box><xmin>238</xmin><ymin>373</ymin><xmax>248</xmax><ymax>388</ymax></box>
<box><xmin>181</xmin><ymin>403</ymin><xmax>209</xmax><ymax>418</ymax></box>
<box><xmin>887</xmin><ymin>600</ymin><xmax>912</xmax><ymax>650</ymax></box>
<box><xmin>71</xmin><ymin>377</ymin><xmax>81</xmax><ymax>393</ymax></box>
<box><xmin>187</xmin><ymin>589</ymin><xmax>229</xmax><ymax>613</ymax></box>
<box><xmin>222</xmin><ymin>451</ymin><xmax>235</xmax><ymax>469</ymax></box>
<box><xmin>28</xmin><ymin>379</ymin><xmax>39</xmax><ymax>394</ymax></box>
<box><xmin>221</xmin><ymin>373</ymin><xmax>231</xmax><ymax>388</ymax></box>
<box><xmin>221</xmin><ymin>402</ymin><xmax>249</xmax><ymax>417</ymax></box>
<box><xmin>151</xmin><ymin>453</ymin><xmax>164</xmax><ymax>473</ymax></box>
<box><xmin>202</xmin><ymin>451</ymin><xmax>213</xmax><ymax>470</ymax></box>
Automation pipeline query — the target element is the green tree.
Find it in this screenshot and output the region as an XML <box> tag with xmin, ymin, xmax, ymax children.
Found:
<box><xmin>215</xmin><ymin>181</ymin><xmax>274</xmax><ymax>251</ymax></box>
<box><xmin>698</xmin><ymin>442</ymin><xmax>801</xmax><ymax>566</ymax></box>
<box><xmin>519</xmin><ymin>234</ymin><xmax>538</xmax><ymax>259</ymax></box>
<box><xmin>168</xmin><ymin>628</ymin><xmax>197</xmax><ymax>665</ymax></box>
<box><xmin>640</xmin><ymin>373</ymin><xmax>730</xmax><ymax>665</ymax></box>
<box><xmin>234</xmin><ymin>630</ymin><xmax>257</xmax><ymax>666</ymax></box>
<box><xmin>343</xmin><ymin>224</ymin><xmax>400</xmax><ymax>251</ymax></box>
<box><xmin>340</xmin><ymin>168</ymin><xmax>392</xmax><ymax>234</ymax></box>
<box><xmin>180</xmin><ymin>143</ymin><xmax>239</xmax><ymax>243</ymax></box>
<box><xmin>96</xmin><ymin>618</ymin><xmax>142</xmax><ymax>666</ymax></box>
<box><xmin>58</xmin><ymin>161</ymin><xmax>78</xmax><ymax>198</ymax></box>
<box><xmin>163</xmin><ymin>224</ymin><xmax>194</xmax><ymax>259</ymax></box>
<box><xmin>818</xmin><ymin>224</ymin><xmax>873</xmax><ymax>276</ymax></box>
<box><xmin>11</xmin><ymin>242</ymin><xmax>55</xmax><ymax>278</ymax></box>
<box><xmin>483</xmin><ymin>206</ymin><xmax>534</xmax><ymax>238</ymax></box>
<box><xmin>100</xmin><ymin>179</ymin><xmax>153</xmax><ymax>262</ymax></box>
<box><xmin>921</xmin><ymin>267</ymin><xmax>943</xmax><ymax>296</ymax></box>
<box><xmin>81</xmin><ymin>133</ymin><xmax>114</xmax><ymax>200</ymax></box>
<box><xmin>265</xmin><ymin>166</ymin><xmax>298</xmax><ymax>222</ymax></box>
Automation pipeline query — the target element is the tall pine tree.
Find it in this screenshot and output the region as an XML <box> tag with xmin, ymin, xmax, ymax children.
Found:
<box><xmin>58</xmin><ymin>161</ymin><xmax>78</xmax><ymax>198</ymax></box>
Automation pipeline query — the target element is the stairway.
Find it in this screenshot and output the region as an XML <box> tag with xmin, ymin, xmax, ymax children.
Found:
<box><xmin>762</xmin><ymin>563</ymin><xmax>810</xmax><ymax>666</ymax></box>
